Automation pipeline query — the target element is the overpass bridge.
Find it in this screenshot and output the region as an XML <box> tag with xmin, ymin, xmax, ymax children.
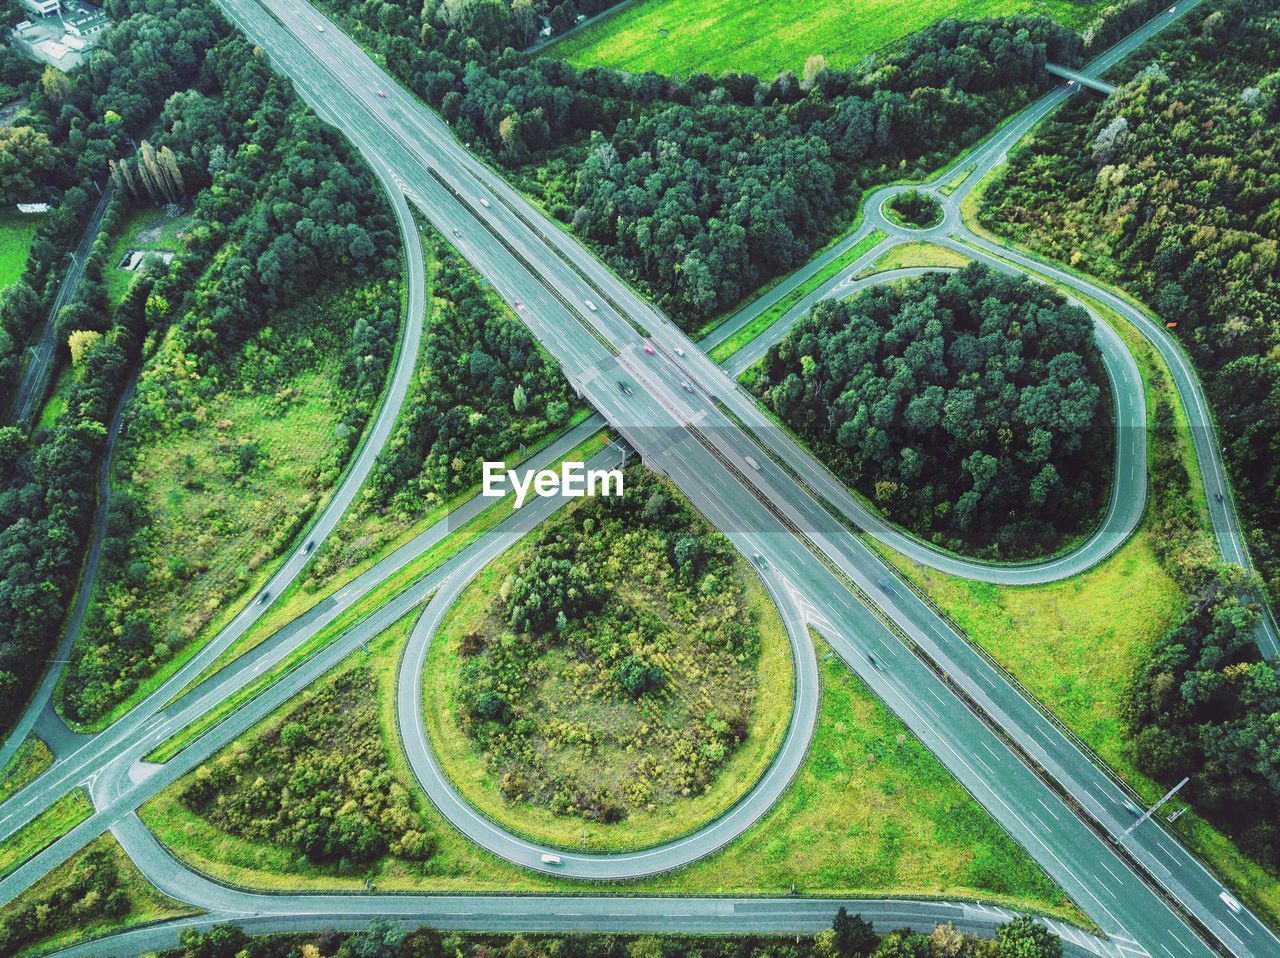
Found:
<box><xmin>1046</xmin><ymin>63</ymin><xmax>1117</xmax><ymax>95</ymax></box>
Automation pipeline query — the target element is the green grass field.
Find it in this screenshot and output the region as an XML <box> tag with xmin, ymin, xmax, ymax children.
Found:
<box><xmin>422</xmin><ymin>523</ymin><xmax>795</xmax><ymax>852</ymax></box>
<box><xmin>102</xmin><ymin>206</ymin><xmax>193</xmax><ymax>307</ymax></box>
<box><xmin>549</xmin><ymin>0</ymin><xmax>1098</xmax><ymax>78</ymax></box>
<box><xmin>0</xmin><ymin>737</ymin><xmax>52</xmax><ymax>805</ymax></box>
<box><xmin>144</xmin><ymin>615</ymin><xmax>1075</xmax><ymax>921</ymax></box>
<box><xmin>867</xmin><ymin>241</ymin><xmax>972</xmax><ymax>274</ymax></box>
<box><xmin>0</xmin><ymin>211</ymin><xmax>39</xmax><ymax>292</ymax></box>
<box><xmin>0</xmin><ymin>790</ymin><xmax>93</xmax><ymax>878</ymax></box>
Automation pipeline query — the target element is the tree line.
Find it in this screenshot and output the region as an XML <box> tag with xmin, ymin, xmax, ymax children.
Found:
<box><xmin>312</xmin><ymin>0</ymin><xmax>1079</xmax><ymax>327</ymax></box>
<box><xmin>160</xmin><ymin>911</ymin><xmax>1064</xmax><ymax>958</ymax></box>
<box><xmin>752</xmin><ymin>264</ymin><xmax>1107</xmax><ymax>557</ymax></box>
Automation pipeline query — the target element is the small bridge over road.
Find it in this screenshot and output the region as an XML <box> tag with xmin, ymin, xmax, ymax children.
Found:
<box><xmin>1046</xmin><ymin>63</ymin><xmax>1117</xmax><ymax>95</ymax></box>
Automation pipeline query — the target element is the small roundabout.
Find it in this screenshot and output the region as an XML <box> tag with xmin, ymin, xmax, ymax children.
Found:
<box><xmin>398</xmin><ymin>473</ymin><xmax>818</xmax><ymax>878</ymax></box>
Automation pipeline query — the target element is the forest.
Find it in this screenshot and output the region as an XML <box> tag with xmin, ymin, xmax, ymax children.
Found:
<box><xmin>752</xmin><ymin>264</ymin><xmax>1107</xmax><ymax>557</ymax></box>
<box><xmin>443</xmin><ymin>468</ymin><xmax>768</xmax><ymax>826</ymax></box>
<box><xmin>160</xmin><ymin>910</ymin><xmax>1064</xmax><ymax>958</ymax></box>
<box><xmin>978</xmin><ymin>0</ymin><xmax>1280</xmax><ymax>601</ymax></box>
<box><xmin>0</xmin><ymin>0</ymin><xmax>402</xmax><ymax>734</ymax></box>
<box><xmin>315</xmin><ymin>0</ymin><xmax>1079</xmax><ymax>327</ymax></box>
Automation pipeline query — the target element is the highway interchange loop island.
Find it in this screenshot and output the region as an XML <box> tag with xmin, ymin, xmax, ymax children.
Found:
<box><xmin>1</xmin><ymin>1</ymin><xmax>1277</xmax><ymax>957</ymax></box>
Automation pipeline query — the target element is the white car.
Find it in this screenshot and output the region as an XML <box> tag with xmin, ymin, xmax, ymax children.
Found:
<box><xmin>540</xmin><ymin>854</ymin><xmax>562</xmax><ymax>865</ymax></box>
<box><xmin>584</xmin><ymin>299</ymin><xmax>598</xmax><ymax>312</ymax></box>
<box><xmin>1219</xmin><ymin>891</ymin><xmax>1241</xmax><ymax>913</ymax></box>
<box><xmin>745</xmin><ymin>456</ymin><xmax>760</xmax><ymax>471</ymax></box>
<box><xmin>480</xmin><ymin>198</ymin><xmax>491</xmax><ymax>208</ymax></box>
<box><xmin>316</xmin><ymin>23</ymin><xmax>325</xmax><ymax>32</ymax></box>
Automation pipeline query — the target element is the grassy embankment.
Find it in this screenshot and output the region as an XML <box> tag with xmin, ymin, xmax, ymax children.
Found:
<box><xmin>0</xmin><ymin>737</ymin><xmax>53</xmax><ymax>804</ymax></box>
<box><xmin>0</xmin><ymin>790</ymin><xmax>94</xmax><ymax>878</ymax></box>
<box><xmin>56</xmin><ymin>281</ymin><xmax>386</xmax><ymax>733</ymax></box>
<box><xmin>549</xmin><ymin>0</ymin><xmax>1095</xmax><ymax>78</ymax></box>
<box><xmin>0</xmin><ymin>834</ymin><xmax>196</xmax><ymax>958</ymax></box>
<box><xmin>0</xmin><ymin>210</ymin><xmax>38</xmax><ymax>290</ymax></box>
<box><xmin>871</xmin><ymin>205</ymin><xmax>1280</xmax><ymax>924</ymax></box>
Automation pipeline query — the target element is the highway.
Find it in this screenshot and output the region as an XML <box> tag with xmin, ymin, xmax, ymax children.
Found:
<box><xmin>0</xmin><ymin>1</ymin><xmax>1274</xmax><ymax>957</ymax></box>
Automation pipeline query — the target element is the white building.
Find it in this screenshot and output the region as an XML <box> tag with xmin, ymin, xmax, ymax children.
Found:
<box><xmin>22</xmin><ymin>0</ymin><xmax>60</xmax><ymax>18</ymax></box>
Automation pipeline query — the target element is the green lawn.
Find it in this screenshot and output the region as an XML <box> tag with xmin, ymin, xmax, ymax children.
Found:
<box><xmin>0</xmin><ymin>790</ymin><xmax>94</xmax><ymax>878</ymax></box>
<box><xmin>0</xmin><ymin>211</ymin><xmax>39</xmax><ymax>291</ymax></box>
<box><xmin>549</xmin><ymin>0</ymin><xmax>1098</xmax><ymax>78</ymax></box>
<box><xmin>0</xmin><ymin>736</ymin><xmax>52</xmax><ymax>805</ymax></box>
<box><xmin>102</xmin><ymin>206</ymin><xmax>193</xmax><ymax>307</ymax></box>
<box><xmin>867</xmin><ymin>241</ymin><xmax>972</xmax><ymax>274</ymax></box>
<box><xmin>640</xmin><ymin>634</ymin><xmax>1080</xmax><ymax>922</ymax></box>
<box><xmin>422</xmin><ymin>513</ymin><xmax>795</xmax><ymax>852</ymax></box>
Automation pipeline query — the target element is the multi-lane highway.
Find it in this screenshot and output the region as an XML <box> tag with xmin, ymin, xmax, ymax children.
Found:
<box><xmin>2</xmin><ymin>1</ymin><xmax>1276</xmax><ymax>957</ymax></box>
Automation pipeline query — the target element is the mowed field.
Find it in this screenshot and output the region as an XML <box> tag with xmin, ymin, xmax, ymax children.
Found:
<box><xmin>549</xmin><ymin>0</ymin><xmax>1097</xmax><ymax>77</ymax></box>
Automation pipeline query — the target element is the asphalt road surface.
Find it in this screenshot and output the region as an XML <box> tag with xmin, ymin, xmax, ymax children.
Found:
<box><xmin>2</xmin><ymin>1</ymin><xmax>1275</xmax><ymax>957</ymax></box>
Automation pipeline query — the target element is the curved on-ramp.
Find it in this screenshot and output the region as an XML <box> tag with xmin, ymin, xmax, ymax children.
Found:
<box><xmin>396</xmin><ymin>522</ymin><xmax>821</xmax><ymax>880</ymax></box>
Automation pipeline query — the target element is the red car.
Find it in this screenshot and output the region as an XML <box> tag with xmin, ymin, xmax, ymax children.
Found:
<box><xmin>513</xmin><ymin>300</ymin><xmax>525</xmax><ymax>312</ymax></box>
<box><xmin>643</xmin><ymin>343</ymin><xmax>655</xmax><ymax>355</ymax></box>
<box><xmin>377</xmin><ymin>90</ymin><xmax>388</xmax><ymax>98</ymax></box>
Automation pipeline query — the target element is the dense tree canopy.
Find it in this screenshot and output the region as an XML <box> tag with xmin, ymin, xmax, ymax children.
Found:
<box><xmin>753</xmin><ymin>264</ymin><xmax>1108</xmax><ymax>557</ymax></box>
<box><xmin>1125</xmin><ymin>571</ymin><xmax>1280</xmax><ymax>868</ymax></box>
<box><xmin>979</xmin><ymin>0</ymin><xmax>1280</xmax><ymax>600</ymax></box>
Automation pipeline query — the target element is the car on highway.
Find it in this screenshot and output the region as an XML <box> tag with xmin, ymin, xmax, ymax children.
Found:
<box><xmin>513</xmin><ymin>299</ymin><xmax>524</xmax><ymax>312</ymax></box>
<box><xmin>877</xmin><ymin>579</ymin><xmax>895</xmax><ymax>595</ymax></box>
<box><xmin>1220</xmin><ymin>891</ymin><xmax>1241</xmax><ymax>913</ymax></box>
<box><xmin>259</xmin><ymin>590</ymin><xmax>271</xmax><ymax>604</ymax></box>
<box><xmin>303</xmin><ymin>540</ymin><xmax>314</xmax><ymax>554</ymax></box>
<box><xmin>1121</xmin><ymin>798</ymin><xmax>1141</xmax><ymax>816</ymax></box>
<box><xmin>480</xmin><ymin>198</ymin><xmax>490</xmax><ymax>208</ymax></box>
<box><xmin>643</xmin><ymin>343</ymin><xmax>655</xmax><ymax>355</ymax></box>
<box><xmin>616</xmin><ymin>380</ymin><xmax>632</xmax><ymax>396</ymax></box>
<box><xmin>540</xmin><ymin>853</ymin><xmax>562</xmax><ymax>865</ymax></box>
<box><xmin>452</xmin><ymin>228</ymin><xmax>462</xmax><ymax>238</ymax></box>
<box><xmin>866</xmin><ymin>652</ymin><xmax>883</xmax><ymax>671</ymax></box>
<box><xmin>584</xmin><ymin>299</ymin><xmax>598</xmax><ymax>312</ymax></box>
<box><xmin>753</xmin><ymin>553</ymin><xmax>768</xmax><ymax>569</ymax></box>
<box><xmin>1215</xmin><ymin>492</ymin><xmax>1224</xmax><ymax>502</ymax></box>
<box><xmin>316</xmin><ymin>23</ymin><xmax>325</xmax><ymax>31</ymax></box>
<box><xmin>674</xmin><ymin>346</ymin><xmax>685</xmax><ymax>356</ymax></box>
<box><xmin>744</xmin><ymin>456</ymin><xmax>760</xmax><ymax>470</ymax></box>
<box><xmin>681</xmin><ymin>381</ymin><xmax>694</xmax><ymax>393</ymax></box>
<box><xmin>377</xmin><ymin>90</ymin><xmax>387</xmax><ymax>98</ymax></box>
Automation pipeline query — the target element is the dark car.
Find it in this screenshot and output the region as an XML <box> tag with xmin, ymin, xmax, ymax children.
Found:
<box><xmin>617</xmin><ymin>380</ymin><xmax>633</xmax><ymax>396</ymax></box>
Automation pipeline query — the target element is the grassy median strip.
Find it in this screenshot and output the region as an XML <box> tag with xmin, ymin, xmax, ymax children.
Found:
<box><xmin>0</xmin><ymin>736</ymin><xmax>53</xmax><ymax>805</ymax></box>
<box><xmin>145</xmin><ymin>428</ymin><xmax>610</xmax><ymax>765</ymax></box>
<box><xmin>708</xmin><ymin>231</ymin><xmax>886</xmax><ymax>363</ymax></box>
<box><xmin>0</xmin><ymin>789</ymin><xmax>94</xmax><ymax>879</ymax></box>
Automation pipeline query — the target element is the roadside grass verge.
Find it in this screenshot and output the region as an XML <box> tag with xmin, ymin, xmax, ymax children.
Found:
<box><xmin>145</xmin><ymin>427</ymin><xmax>608</xmax><ymax>765</ymax></box>
<box><xmin>421</xmin><ymin>515</ymin><xmax>795</xmax><ymax>852</ymax></box>
<box><xmin>637</xmin><ymin>634</ymin><xmax>1084</xmax><ymax>925</ymax></box>
<box><xmin>0</xmin><ymin>211</ymin><xmax>39</xmax><ymax>290</ymax></box>
<box><xmin>870</xmin><ymin>287</ymin><xmax>1280</xmax><ymax>925</ymax></box>
<box><xmin>708</xmin><ymin>231</ymin><xmax>885</xmax><ymax>363</ymax></box>
<box><xmin>865</xmin><ymin>242</ymin><xmax>972</xmax><ymax>274</ymax></box>
<box><xmin>0</xmin><ymin>833</ymin><xmax>196</xmax><ymax>958</ymax></box>
<box><xmin>0</xmin><ymin>736</ymin><xmax>53</xmax><ymax>804</ymax></box>
<box><xmin>141</xmin><ymin>609</ymin><xmax>569</xmax><ymax>894</ymax></box>
<box><xmin>546</xmin><ymin>0</ymin><xmax>1094</xmax><ymax>79</ymax></box>
<box><xmin>0</xmin><ymin>789</ymin><xmax>94</xmax><ymax>878</ymax></box>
